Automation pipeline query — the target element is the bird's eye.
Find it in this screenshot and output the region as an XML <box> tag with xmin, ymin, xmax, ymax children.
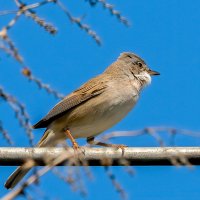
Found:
<box><xmin>137</xmin><ymin>62</ymin><xmax>143</xmax><ymax>67</ymax></box>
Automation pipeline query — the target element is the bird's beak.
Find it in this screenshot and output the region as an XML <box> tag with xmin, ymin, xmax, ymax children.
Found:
<box><xmin>147</xmin><ymin>69</ymin><xmax>160</xmax><ymax>76</ymax></box>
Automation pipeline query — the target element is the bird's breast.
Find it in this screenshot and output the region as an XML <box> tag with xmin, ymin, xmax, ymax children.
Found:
<box><xmin>51</xmin><ymin>79</ymin><xmax>139</xmax><ymax>139</ymax></box>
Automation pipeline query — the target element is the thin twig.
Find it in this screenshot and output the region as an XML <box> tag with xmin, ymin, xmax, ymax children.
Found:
<box><xmin>56</xmin><ymin>0</ymin><xmax>101</xmax><ymax>45</ymax></box>
<box><xmin>0</xmin><ymin>87</ymin><xmax>34</xmax><ymax>146</ymax></box>
<box><xmin>0</xmin><ymin>29</ymin><xmax>23</xmax><ymax>63</ymax></box>
<box><xmin>0</xmin><ymin>121</ymin><xmax>14</xmax><ymax>145</ymax></box>
<box><xmin>85</xmin><ymin>0</ymin><xmax>129</xmax><ymax>26</ymax></box>
<box><xmin>22</xmin><ymin>68</ymin><xmax>64</xmax><ymax>99</ymax></box>
<box><xmin>104</xmin><ymin>166</ymin><xmax>127</xmax><ymax>200</ymax></box>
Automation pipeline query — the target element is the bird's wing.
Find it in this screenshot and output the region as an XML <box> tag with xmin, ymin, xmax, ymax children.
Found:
<box><xmin>33</xmin><ymin>77</ymin><xmax>107</xmax><ymax>128</ymax></box>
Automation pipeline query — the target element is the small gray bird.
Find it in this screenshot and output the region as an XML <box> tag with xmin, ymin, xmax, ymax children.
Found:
<box><xmin>5</xmin><ymin>52</ymin><xmax>159</xmax><ymax>189</ymax></box>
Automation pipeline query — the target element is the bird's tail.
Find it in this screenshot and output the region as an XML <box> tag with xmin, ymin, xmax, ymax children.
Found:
<box><xmin>4</xmin><ymin>166</ymin><xmax>31</xmax><ymax>189</ymax></box>
<box><xmin>5</xmin><ymin>129</ymin><xmax>58</xmax><ymax>189</ymax></box>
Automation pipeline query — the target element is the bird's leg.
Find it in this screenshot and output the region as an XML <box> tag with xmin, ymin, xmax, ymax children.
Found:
<box><xmin>87</xmin><ymin>137</ymin><xmax>127</xmax><ymax>155</ymax></box>
<box><xmin>64</xmin><ymin>129</ymin><xmax>85</xmax><ymax>161</ymax></box>
<box><xmin>64</xmin><ymin>129</ymin><xmax>79</xmax><ymax>150</ymax></box>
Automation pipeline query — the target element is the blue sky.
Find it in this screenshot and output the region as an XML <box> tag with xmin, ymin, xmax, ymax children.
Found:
<box><xmin>1</xmin><ymin>0</ymin><xmax>200</xmax><ymax>199</ymax></box>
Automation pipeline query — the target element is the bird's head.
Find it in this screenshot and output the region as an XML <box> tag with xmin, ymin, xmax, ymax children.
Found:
<box><xmin>118</xmin><ymin>52</ymin><xmax>160</xmax><ymax>86</ymax></box>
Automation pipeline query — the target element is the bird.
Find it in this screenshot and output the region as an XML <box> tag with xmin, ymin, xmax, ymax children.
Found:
<box><xmin>5</xmin><ymin>52</ymin><xmax>160</xmax><ymax>189</ymax></box>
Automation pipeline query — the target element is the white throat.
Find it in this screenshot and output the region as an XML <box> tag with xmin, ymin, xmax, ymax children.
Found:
<box><xmin>135</xmin><ymin>71</ymin><xmax>151</xmax><ymax>88</ymax></box>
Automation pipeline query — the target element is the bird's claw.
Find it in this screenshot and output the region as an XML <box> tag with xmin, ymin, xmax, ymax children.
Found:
<box><xmin>72</xmin><ymin>143</ymin><xmax>85</xmax><ymax>155</ymax></box>
<box><xmin>112</xmin><ymin>144</ymin><xmax>127</xmax><ymax>156</ymax></box>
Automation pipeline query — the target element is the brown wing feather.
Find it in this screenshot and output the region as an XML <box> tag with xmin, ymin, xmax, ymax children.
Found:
<box><xmin>33</xmin><ymin>76</ymin><xmax>107</xmax><ymax>129</ymax></box>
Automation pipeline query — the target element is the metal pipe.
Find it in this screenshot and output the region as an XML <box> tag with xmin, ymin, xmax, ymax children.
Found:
<box><xmin>0</xmin><ymin>147</ymin><xmax>200</xmax><ymax>166</ymax></box>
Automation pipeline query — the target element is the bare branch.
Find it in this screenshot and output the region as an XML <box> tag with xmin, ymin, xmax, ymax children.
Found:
<box><xmin>101</xmin><ymin>127</ymin><xmax>200</xmax><ymax>142</ymax></box>
<box><xmin>104</xmin><ymin>166</ymin><xmax>127</xmax><ymax>199</ymax></box>
<box><xmin>98</xmin><ymin>0</ymin><xmax>130</xmax><ymax>26</ymax></box>
<box><xmin>22</xmin><ymin>68</ymin><xmax>65</xmax><ymax>99</ymax></box>
<box><xmin>55</xmin><ymin>0</ymin><xmax>101</xmax><ymax>45</ymax></box>
<box><xmin>0</xmin><ymin>87</ymin><xmax>34</xmax><ymax>145</ymax></box>
<box><xmin>0</xmin><ymin>121</ymin><xmax>14</xmax><ymax>145</ymax></box>
<box><xmin>14</xmin><ymin>0</ymin><xmax>57</xmax><ymax>35</ymax></box>
<box><xmin>0</xmin><ymin>28</ymin><xmax>23</xmax><ymax>63</ymax></box>
<box><xmin>85</xmin><ymin>0</ymin><xmax>130</xmax><ymax>26</ymax></box>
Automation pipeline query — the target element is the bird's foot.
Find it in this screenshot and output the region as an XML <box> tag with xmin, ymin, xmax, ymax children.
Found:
<box><xmin>64</xmin><ymin>129</ymin><xmax>85</xmax><ymax>155</ymax></box>
<box><xmin>111</xmin><ymin>144</ymin><xmax>128</xmax><ymax>156</ymax></box>
<box><xmin>72</xmin><ymin>141</ymin><xmax>79</xmax><ymax>150</ymax></box>
<box><xmin>87</xmin><ymin>137</ymin><xmax>127</xmax><ymax>155</ymax></box>
<box><xmin>73</xmin><ymin>143</ymin><xmax>85</xmax><ymax>155</ymax></box>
